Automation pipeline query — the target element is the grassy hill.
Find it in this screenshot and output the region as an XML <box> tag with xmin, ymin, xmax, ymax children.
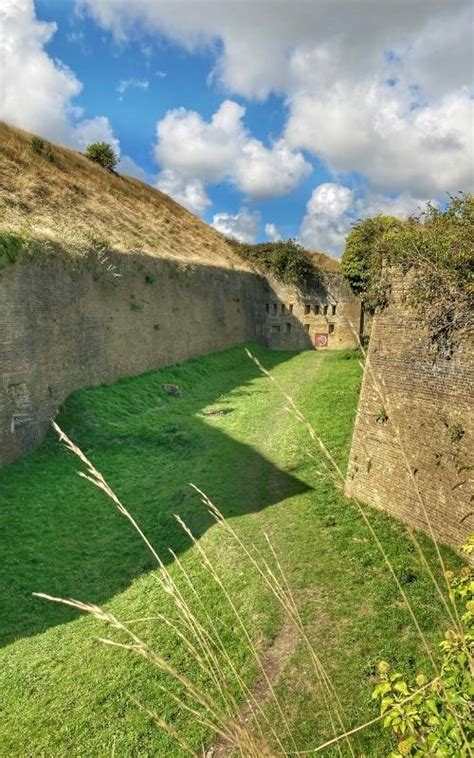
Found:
<box><xmin>0</xmin><ymin>121</ymin><xmax>245</xmax><ymax>269</ymax></box>
<box><xmin>0</xmin><ymin>344</ymin><xmax>456</xmax><ymax>756</ymax></box>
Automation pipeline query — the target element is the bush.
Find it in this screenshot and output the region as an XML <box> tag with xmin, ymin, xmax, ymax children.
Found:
<box><xmin>30</xmin><ymin>136</ymin><xmax>55</xmax><ymax>162</ymax></box>
<box><xmin>231</xmin><ymin>238</ymin><xmax>314</xmax><ymax>285</ymax></box>
<box><xmin>373</xmin><ymin>535</ymin><xmax>474</xmax><ymax>757</ymax></box>
<box><xmin>85</xmin><ymin>142</ymin><xmax>118</xmax><ymax>171</ymax></box>
<box><xmin>341</xmin><ymin>215</ymin><xmax>400</xmax><ymax>296</ymax></box>
<box><xmin>341</xmin><ymin>195</ymin><xmax>474</xmax><ymax>353</ymax></box>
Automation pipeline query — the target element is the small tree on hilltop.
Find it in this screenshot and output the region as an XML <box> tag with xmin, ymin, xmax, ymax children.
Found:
<box><xmin>85</xmin><ymin>142</ymin><xmax>118</xmax><ymax>171</ymax></box>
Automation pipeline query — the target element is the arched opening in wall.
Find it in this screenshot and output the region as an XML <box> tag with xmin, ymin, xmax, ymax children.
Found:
<box><xmin>328</xmin><ymin>323</ymin><xmax>335</xmax><ymax>335</ymax></box>
<box><xmin>304</xmin><ymin>304</ymin><xmax>310</xmax><ymax>315</ymax></box>
<box><xmin>323</xmin><ymin>305</ymin><xmax>328</xmax><ymax>316</ymax></box>
<box><xmin>313</xmin><ymin>304</ymin><xmax>320</xmax><ymax>315</ymax></box>
<box><xmin>281</xmin><ymin>303</ymin><xmax>286</xmax><ymax>313</ymax></box>
<box><xmin>304</xmin><ymin>323</ymin><xmax>310</xmax><ymax>331</ymax></box>
<box><xmin>289</xmin><ymin>304</ymin><xmax>293</xmax><ymax>313</ymax></box>
<box><xmin>285</xmin><ymin>323</ymin><xmax>291</xmax><ymax>333</ymax></box>
<box><xmin>265</xmin><ymin>303</ymin><xmax>269</xmax><ymax>313</ymax></box>
<box><xmin>273</xmin><ymin>303</ymin><xmax>278</xmax><ymax>314</ymax></box>
<box><xmin>331</xmin><ymin>304</ymin><xmax>337</xmax><ymax>315</ymax></box>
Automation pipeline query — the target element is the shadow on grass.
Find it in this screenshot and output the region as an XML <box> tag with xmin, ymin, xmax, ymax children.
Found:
<box><xmin>0</xmin><ymin>344</ymin><xmax>311</xmax><ymax>647</ymax></box>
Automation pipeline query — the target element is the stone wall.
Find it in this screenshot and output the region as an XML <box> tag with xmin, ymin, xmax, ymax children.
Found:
<box><xmin>260</xmin><ymin>272</ymin><xmax>361</xmax><ymax>351</ymax></box>
<box><xmin>0</xmin><ymin>251</ymin><xmax>265</xmax><ymax>467</ymax></box>
<box><xmin>346</xmin><ymin>284</ymin><xmax>473</xmax><ymax>548</ymax></box>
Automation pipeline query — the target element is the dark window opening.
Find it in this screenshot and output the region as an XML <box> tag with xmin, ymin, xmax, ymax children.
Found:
<box><xmin>289</xmin><ymin>303</ymin><xmax>294</xmax><ymax>313</ymax></box>
<box><xmin>265</xmin><ymin>303</ymin><xmax>269</xmax><ymax>313</ymax></box>
<box><xmin>304</xmin><ymin>304</ymin><xmax>310</xmax><ymax>314</ymax></box>
<box><xmin>281</xmin><ymin>303</ymin><xmax>285</xmax><ymax>313</ymax></box>
<box><xmin>273</xmin><ymin>303</ymin><xmax>278</xmax><ymax>314</ymax></box>
<box><xmin>313</xmin><ymin>304</ymin><xmax>320</xmax><ymax>315</ymax></box>
<box><xmin>285</xmin><ymin>323</ymin><xmax>291</xmax><ymax>333</ymax></box>
<box><xmin>323</xmin><ymin>305</ymin><xmax>328</xmax><ymax>316</ymax></box>
<box><xmin>304</xmin><ymin>323</ymin><xmax>310</xmax><ymax>331</ymax></box>
<box><xmin>331</xmin><ymin>304</ymin><xmax>337</xmax><ymax>315</ymax></box>
<box><xmin>328</xmin><ymin>323</ymin><xmax>335</xmax><ymax>334</ymax></box>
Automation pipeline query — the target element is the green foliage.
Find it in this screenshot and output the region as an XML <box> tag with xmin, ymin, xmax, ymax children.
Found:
<box><xmin>30</xmin><ymin>136</ymin><xmax>55</xmax><ymax>162</ymax></box>
<box><xmin>85</xmin><ymin>141</ymin><xmax>118</xmax><ymax>171</ymax></box>
<box><xmin>375</xmin><ymin>407</ymin><xmax>389</xmax><ymax>424</ymax></box>
<box><xmin>0</xmin><ymin>232</ymin><xmax>28</xmax><ymax>271</ymax></box>
<box><xmin>341</xmin><ymin>194</ymin><xmax>474</xmax><ymax>354</ymax></box>
<box><xmin>373</xmin><ymin>538</ymin><xmax>474</xmax><ymax>757</ymax></box>
<box><xmin>231</xmin><ymin>238</ymin><xmax>315</xmax><ymax>285</ymax></box>
<box><xmin>341</xmin><ymin>215</ymin><xmax>400</xmax><ymax>296</ymax></box>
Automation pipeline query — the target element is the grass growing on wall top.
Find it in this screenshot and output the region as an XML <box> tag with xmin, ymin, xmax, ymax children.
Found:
<box><xmin>0</xmin><ymin>344</ymin><xmax>459</xmax><ymax>755</ymax></box>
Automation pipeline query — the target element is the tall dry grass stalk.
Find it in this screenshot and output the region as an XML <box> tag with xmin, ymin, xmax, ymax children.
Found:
<box><xmin>36</xmin><ymin>336</ymin><xmax>471</xmax><ymax>757</ymax></box>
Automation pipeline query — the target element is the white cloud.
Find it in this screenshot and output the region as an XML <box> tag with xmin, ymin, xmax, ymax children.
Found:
<box><xmin>300</xmin><ymin>183</ymin><xmax>355</xmax><ymax>254</ymax></box>
<box><xmin>0</xmin><ymin>0</ymin><xmax>82</xmax><ymax>142</ymax></box>
<box><xmin>211</xmin><ymin>208</ymin><xmax>260</xmax><ymax>243</ymax></box>
<box><xmin>154</xmin><ymin>100</ymin><xmax>310</xmax><ymax>205</ymax></box>
<box><xmin>116</xmin><ymin>78</ymin><xmax>149</xmax><ymax>100</ymax></box>
<box><xmin>79</xmin><ymin>0</ymin><xmax>474</xmax><ymax>199</ymax></box>
<box><xmin>117</xmin><ymin>154</ymin><xmax>149</xmax><ymax>182</ymax></box>
<box><xmin>265</xmin><ymin>223</ymin><xmax>282</xmax><ymax>242</ymax></box>
<box><xmin>299</xmin><ymin>182</ymin><xmax>429</xmax><ymax>255</ymax></box>
<box><xmin>156</xmin><ymin>169</ymin><xmax>211</xmax><ymax>215</ymax></box>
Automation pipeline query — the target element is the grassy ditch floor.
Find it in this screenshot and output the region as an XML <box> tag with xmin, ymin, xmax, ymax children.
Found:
<box><xmin>0</xmin><ymin>344</ymin><xmax>459</xmax><ymax>756</ymax></box>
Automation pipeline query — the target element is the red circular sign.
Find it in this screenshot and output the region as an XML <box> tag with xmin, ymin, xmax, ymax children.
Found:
<box><xmin>314</xmin><ymin>333</ymin><xmax>328</xmax><ymax>347</ymax></box>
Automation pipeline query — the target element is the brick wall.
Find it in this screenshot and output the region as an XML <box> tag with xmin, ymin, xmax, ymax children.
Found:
<box><xmin>260</xmin><ymin>272</ymin><xmax>361</xmax><ymax>351</ymax></box>
<box><xmin>0</xmin><ymin>252</ymin><xmax>265</xmax><ymax>467</ymax></box>
<box><xmin>346</xmin><ymin>282</ymin><xmax>473</xmax><ymax>548</ymax></box>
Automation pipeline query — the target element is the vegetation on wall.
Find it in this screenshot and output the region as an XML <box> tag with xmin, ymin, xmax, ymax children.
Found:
<box><xmin>85</xmin><ymin>141</ymin><xmax>118</xmax><ymax>171</ymax></box>
<box><xmin>341</xmin><ymin>194</ymin><xmax>474</xmax><ymax>354</ymax></box>
<box><xmin>231</xmin><ymin>238</ymin><xmax>315</xmax><ymax>285</ymax></box>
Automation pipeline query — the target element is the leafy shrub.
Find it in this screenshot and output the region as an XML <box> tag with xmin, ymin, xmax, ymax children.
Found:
<box><xmin>231</xmin><ymin>238</ymin><xmax>314</xmax><ymax>285</ymax></box>
<box><xmin>341</xmin><ymin>195</ymin><xmax>474</xmax><ymax>354</ymax></box>
<box><xmin>30</xmin><ymin>136</ymin><xmax>55</xmax><ymax>162</ymax></box>
<box><xmin>85</xmin><ymin>142</ymin><xmax>118</xmax><ymax>171</ymax></box>
<box><xmin>341</xmin><ymin>215</ymin><xmax>400</xmax><ymax>296</ymax></box>
<box><xmin>0</xmin><ymin>232</ymin><xmax>27</xmax><ymax>271</ymax></box>
<box><xmin>373</xmin><ymin>535</ymin><xmax>474</xmax><ymax>757</ymax></box>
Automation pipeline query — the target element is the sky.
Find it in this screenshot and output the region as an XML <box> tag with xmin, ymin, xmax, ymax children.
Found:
<box><xmin>1</xmin><ymin>0</ymin><xmax>473</xmax><ymax>255</ymax></box>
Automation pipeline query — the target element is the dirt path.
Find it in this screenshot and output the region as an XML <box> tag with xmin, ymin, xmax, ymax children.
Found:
<box><xmin>206</xmin><ymin>353</ymin><xmax>327</xmax><ymax>756</ymax></box>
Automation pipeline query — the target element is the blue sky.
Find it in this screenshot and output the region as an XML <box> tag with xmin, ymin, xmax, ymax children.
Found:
<box><xmin>2</xmin><ymin>0</ymin><xmax>473</xmax><ymax>253</ymax></box>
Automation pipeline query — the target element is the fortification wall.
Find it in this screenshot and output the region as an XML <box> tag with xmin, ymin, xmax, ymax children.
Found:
<box><xmin>345</xmin><ymin>285</ymin><xmax>473</xmax><ymax>549</ymax></box>
<box><xmin>0</xmin><ymin>252</ymin><xmax>265</xmax><ymax>467</ymax></box>
<box><xmin>260</xmin><ymin>273</ymin><xmax>361</xmax><ymax>351</ymax></box>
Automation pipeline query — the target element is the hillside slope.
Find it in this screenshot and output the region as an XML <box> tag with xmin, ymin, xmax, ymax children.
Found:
<box><xmin>0</xmin><ymin>121</ymin><xmax>245</xmax><ymax>268</ymax></box>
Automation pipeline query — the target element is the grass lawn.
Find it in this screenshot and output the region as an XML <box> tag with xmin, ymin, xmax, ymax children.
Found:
<box><xmin>0</xmin><ymin>344</ymin><xmax>458</xmax><ymax>756</ymax></box>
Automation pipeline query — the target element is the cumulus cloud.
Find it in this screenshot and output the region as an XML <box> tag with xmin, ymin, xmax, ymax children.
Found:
<box><xmin>79</xmin><ymin>0</ymin><xmax>474</xmax><ymax>199</ymax></box>
<box><xmin>0</xmin><ymin>0</ymin><xmax>82</xmax><ymax>142</ymax></box>
<box><xmin>265</xmin><ymin>223</ymin><xmax>282</xmax><ymax>242</ymax></box>
<box><xmin>154</xmin><ymin>100</ymin><xmax>311</xmax><ymax>204</ymax></box>
<box><xmin>299</xmin><ymin>182</ymin><xmax>429</xmax><ymax>255</ymax></box>
<box><xmin>211</xmin><ymin>208</ymin><xmax>260</xmax><ymax>243</ymax></box>
<box><xmin>156</xmin><ymin>169</ymin><xmax>211</xmax><ymax>215</ymax></box>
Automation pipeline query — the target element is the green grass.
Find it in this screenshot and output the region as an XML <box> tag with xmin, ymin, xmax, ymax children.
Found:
<box><xmin>0</xmin><ymin>344</ymin><xmax>459</xmax><ymax>756</ymax></box>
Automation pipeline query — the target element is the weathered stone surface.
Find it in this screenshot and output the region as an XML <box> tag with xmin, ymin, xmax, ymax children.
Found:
<box><xmin>346</xmin><ymin>281</ymin><xmax>473</xmax><ymax>549</ymax></box>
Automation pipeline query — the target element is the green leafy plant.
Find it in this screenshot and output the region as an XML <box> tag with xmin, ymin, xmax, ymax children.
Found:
<box><xmin>85</xmin><ymin>142</ymin><xmax>118</xmax><ymax>171</ymax></box>
<box><xmin>0</xmin><ymin>232</ymin><xmax>28</xmax><ymax>271</ymax></box>
<box><xmin>30</xmin><ymin>136</ymin><xmax>55</xmax><ymax>162</ymax></box>
<box><xmin>449</xmin><ymin>423</ymin><xmax>465</xmax><ymax>444</ymax></box>
<box><xmin>341</xmin><ymin>194</ymin><xmax>474</xmax><ymax>354</ymax></box>
<box><xmin>230</xmin><ymin>238</ymin><xmax>315</xmax><ymax>285</ymax></box>
<box><xmin>373</xmin><ymin>535</ymin><xmax>474</xmax><ymax>757</ymax></box>
<box><xmin>375</xmin><ymin>407</ymin><xmax>389</xmax><ymax>424</ymax></box>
